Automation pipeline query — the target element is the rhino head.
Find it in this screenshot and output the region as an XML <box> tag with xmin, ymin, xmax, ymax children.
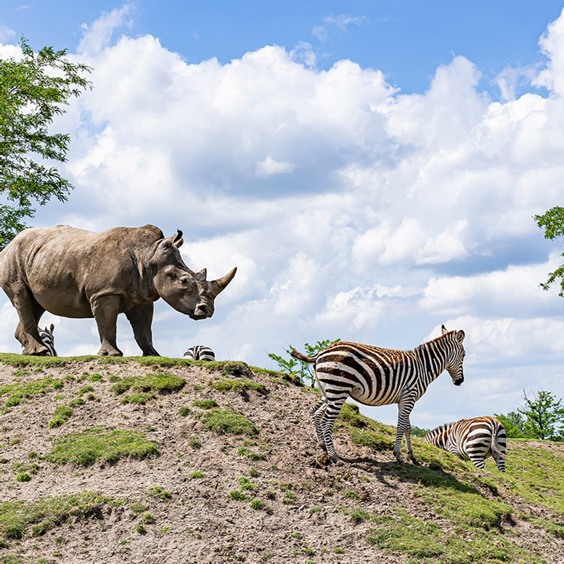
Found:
<box><xmin>151</xmin><ymin>230</ymin><xmax>237</xmax><ymax>320</ymax></box>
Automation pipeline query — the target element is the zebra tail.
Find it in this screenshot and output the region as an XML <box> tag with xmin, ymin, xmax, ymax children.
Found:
<box><xmin>290</xmin><ymin>349</ymin><xmax>315</xmax><ymax>363</ymax></box>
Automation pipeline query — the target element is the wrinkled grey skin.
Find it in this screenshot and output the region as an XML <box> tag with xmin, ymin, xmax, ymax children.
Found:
<box><xmin>0</xmin><ymin>224</ymin><xmax>237</xmax><ymax>356</ymax></box>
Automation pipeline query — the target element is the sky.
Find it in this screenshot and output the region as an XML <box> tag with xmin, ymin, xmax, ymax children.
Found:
<box><xmin>1</xmin><ymin>1</ymin><xmax>563</xmax><ymax>430</ymax></box>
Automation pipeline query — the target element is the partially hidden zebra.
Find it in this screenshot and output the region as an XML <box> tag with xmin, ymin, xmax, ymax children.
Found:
<box><xmin>183</xmin><ymin>345</ymin><xmax>216</xmax><ymax>361</ymax></box>
<box><xmin>291</xmin><ymin>325</ymin><xmax>466</xmax><ymax>464</ymax></box>
<box><xmin>424</xmin><ymin>416</ymin><xmax>506</xmax><ymax>471</ymax></box>
<box><xmin>38</xmin><ymin>324</ymin><xmax>57</xmax><ymax>356</ymax></box>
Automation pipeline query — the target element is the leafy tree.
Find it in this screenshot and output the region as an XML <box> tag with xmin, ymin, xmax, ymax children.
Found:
<box><xmin>495</xmin><ymin>410</ymin><xmax>527</xmax><ymax>439</ymax></box>
<box><xmin>496</xmin><ymin>390</ymin><xmax>564</xmax><ymax>441</ymax></box>
<box><xmin>268</xmin><ymin>338</ymin><xmax>340</xmax><ymax>387</ymax></box>
<box><xmin>0</xmin><ymin>38</ymin><xmax>91</xmax><ymax>249</ymax></box>
<box><xmin>534</xmin><ymin>206</ymin><xmax>564</xmax><ymax>296</ymax></box>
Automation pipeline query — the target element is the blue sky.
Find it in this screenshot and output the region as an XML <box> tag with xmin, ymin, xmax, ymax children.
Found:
<box><xmin>1</xmin><ymin>1</ymin><xmax>563</xmax><ymax>429</ymax></box>
<box><xmin>2</xmin><ymin>1</ymin><xmax>563</xmax><ymax>93</ymax></box>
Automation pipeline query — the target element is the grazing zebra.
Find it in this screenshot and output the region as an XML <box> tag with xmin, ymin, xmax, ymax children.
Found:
<box><xmin>424</xmin><ymin>416</ymin><xmax>506</xmax><ymax>471</ymax></box>
<box><xmin>183</xmin><ymin>345</ymin><xmax>216</xmax><ymax>361</ymax></box>
<box><xmin>291</xmin><ymin>325</ymin><xmax>466</xmax><ymax>464</ymax></box>
<box><xmin>38</xmin><ymin>324</ymin><xmax>57</xmax><ymax>356</ymax></box>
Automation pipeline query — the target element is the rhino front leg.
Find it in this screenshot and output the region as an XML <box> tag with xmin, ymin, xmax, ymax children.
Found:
<box><xmin>125</xmin><ymin>303</ymin><xmax>160</xmax><ymax>356</ymax></box>
<box><xmin>91</xmin><ymin>295</ymin><xmax>123</xmax><ymax>356</ymax></box>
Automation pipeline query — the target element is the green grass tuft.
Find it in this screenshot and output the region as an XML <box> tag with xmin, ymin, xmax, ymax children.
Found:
<box><xmin>48</xmin><ymin>405</ymin><xmax>74</xmax><ymax>428</ymax></box>
<box><xmin>199</xmin><ymin>408</ymin><xmax>258</xmax><ymax>436</ymax></box>
<box><xmin>110</xmin><ymin>372</ymin><xmax>185</xmax><ymax>395</ymax></box>
<box><xmin>192</xmin><ymin>398</ymin><xmax>218</xmax><ymax>409</ymax></box>
<box><xmin>0</xmin><ymin>377</ymin><xmax>64</xmax><ymax>410</ymax></box>
<box><xmin>46</xmin><ymin>428</ymin><xmax>159</xmax><ymax>466</ymax></box>
<box><xmin>209</xmin><ymin>378</ymin><xmax>267</xmax><ymax>394</ymax></box>
<box><xmin>0</xmin><ymin>492</ymin><xmax>119</xmax><ymax>543</ymax></box>
<box><xmin>120</xmin><ymin>392</ymin><xmax>152</xmax><ymax>405</ymax></box>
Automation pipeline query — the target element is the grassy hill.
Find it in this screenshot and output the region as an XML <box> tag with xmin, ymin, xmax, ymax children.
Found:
<box><xmin>0</xmin><ymin>354</ymin><xmax>562</xmax><ymax>563</ymax></box>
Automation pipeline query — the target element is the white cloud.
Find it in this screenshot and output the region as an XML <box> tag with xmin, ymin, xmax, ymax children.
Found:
<box><xmin>312</xmin><ymin>13</ymin><xmax>367</xmax><ymax>42</ymax></box>
<box><xmin>0</xmin><ymin>25</ymin><xmax>15</xmax><ymax>43</ymax></box>
<box><xmin>255</xmin><ymin>155</ymin><xmax>296</xmax><ymax>177</ymax></box>
<box><xmin>77</xmin><ymin>4</ymin><xmax>132</xmax><ymax>56</ymax></box>
<box><xmin>420</xmin><ymin>255</ymin><xmax>561</xmax><ymax>317</ymax></box>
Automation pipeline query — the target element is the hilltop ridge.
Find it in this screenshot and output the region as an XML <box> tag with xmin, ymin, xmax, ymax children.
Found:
<box><xmin>0</xmin><ymin>355</ymin><xmax>562</xmax><ymax>563</ymax></box>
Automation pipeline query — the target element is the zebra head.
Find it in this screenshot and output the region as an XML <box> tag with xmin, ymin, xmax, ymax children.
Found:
<box><xmin>441</xmin><ymin>325</ymin><xmax>465</xmax><ymax>386</ymax></box>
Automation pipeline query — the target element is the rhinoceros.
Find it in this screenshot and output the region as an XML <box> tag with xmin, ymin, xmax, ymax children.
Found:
<box><xmin>0</xmin><ymin>224</ymin><xmax>237</xmax><ymax>356</ymax></box>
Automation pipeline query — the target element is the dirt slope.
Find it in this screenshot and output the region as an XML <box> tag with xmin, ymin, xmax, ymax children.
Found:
<box><xmin>0</xmin><ymin>357</ymin><xmax>562</xmax><ymax>564</ymax></box>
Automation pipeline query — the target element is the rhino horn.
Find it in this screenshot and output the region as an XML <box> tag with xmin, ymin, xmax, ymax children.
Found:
<box><xmin>173</xmin><ymin>230</ymin><xmax>184</xmax><ymax>248</ymax></box>
<box><xmin>210</xmin><ymin>267</ymin><xmax>237</xmax><ymax>297</ymax></box>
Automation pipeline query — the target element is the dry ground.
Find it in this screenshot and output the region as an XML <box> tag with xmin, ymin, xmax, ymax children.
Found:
<box><xmin>0</xmin><ymin>358</ymin><xmax>562</xmax><ymax>563</ymax></box>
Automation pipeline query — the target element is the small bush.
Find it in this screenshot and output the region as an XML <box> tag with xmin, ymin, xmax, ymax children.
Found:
<box><xmin>178</xmin><ymin>406</ymin><xmax>191</xmax><ymax>416</ymax></box>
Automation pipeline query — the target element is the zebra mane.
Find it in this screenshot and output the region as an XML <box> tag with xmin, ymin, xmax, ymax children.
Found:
<box><xmin>413</xmin><ymin>330</ymin><xmax>452</xmax><ymax>353</ymax></box>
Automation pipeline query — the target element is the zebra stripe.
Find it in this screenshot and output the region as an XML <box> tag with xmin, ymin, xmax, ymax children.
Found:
<box><xmin>38</xmin><ymin>324</ymin><xmax>57</xmax><ymax>356</ymax></box>
<box><xmin>424</xmin><ymin>416</ymin><xmax>506</xmax><ymax>471</ymax></box>
<box><xmin>183</xmin><ymin>345</ymin><xmax>216</xmax><ymax>361</ymax></box>
<box><xmin>291</xmin><ymin>325</ymin><xmax>465</xmax><ymax>464</ymax></box>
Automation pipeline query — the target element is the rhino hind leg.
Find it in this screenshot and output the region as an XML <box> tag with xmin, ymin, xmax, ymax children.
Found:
<box><xmin>125</xmin><ymin>304</ymin><xmax>160</xmax><ymax>356</ymax></box>
<box><xmin>91</xmin><ymin>295</ymin><xmax>123</xmax><ymax>356</ymax></box>
<box><xmin>12</xmin><ymin>290</ymin><xmax>49</xmax><ymax>355</ymax></box>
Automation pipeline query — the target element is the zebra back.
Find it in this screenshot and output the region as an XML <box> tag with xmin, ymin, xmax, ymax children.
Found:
<box><xmin>183</xmin><ymin>345</ymin><xmax>216</xmax><ymax>361</ymax></box>
<box><xmin>425</xmin><ymin>416</ymin><xmax>506</xmax><ymax>471</ymax></box>
<box><xmin>38</xmin><ymin>324</ymin><xmax>57</xmax><ymax>356</ymax></box>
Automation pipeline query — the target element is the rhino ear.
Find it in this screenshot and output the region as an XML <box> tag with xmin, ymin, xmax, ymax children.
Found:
<box><xmin>173</xmin><ymin>230</ymin><xmax>184</xmax><ymax>248</ymax></box>
<box><xmin>210</xmin><ymin>267</ymin><xmax>237</xmax><ymax>298</ymax></box>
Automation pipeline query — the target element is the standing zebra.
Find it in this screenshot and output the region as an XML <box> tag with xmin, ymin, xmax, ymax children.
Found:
<box><xmin>183</xmin><ymin>345</ymin><xmax>216</xmax><ymax>361</ymax></box>
<box><xmin>38</xmin><ymin>324</ymin><xmax>57</xmax><ymax>356</ymax></box>
<box><xmin>291</xmin><ymin>325</ymin><xmax>466</xmax><ymax>464</ymax></box>
<box><xmin>424</xmin><ymin>416</ymin><xmax>506</xmax><ymax>471</ymax></box>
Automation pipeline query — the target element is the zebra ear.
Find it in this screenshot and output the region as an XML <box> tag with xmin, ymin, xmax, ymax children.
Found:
<box><xmin>441</xmin><ymin>324</ymin><xmax>448</xmax><ymax>335</ymax></box>
<box><xmin>456</xmin><ymin>330</ymin><xmax>465</xmax><ymax>342</ymax></box>
<box><xmin>50</xmin><ymin>324</ymin><xmax>55</xmax><ymax>334</ymax></box>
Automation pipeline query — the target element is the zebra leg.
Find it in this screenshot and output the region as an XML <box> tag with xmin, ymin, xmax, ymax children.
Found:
<box><xmin>320</xmin><ymin>397</ymin><xmax>347</xmax><ymax>463</ymax></box>
<box><xmin>403</xmin><ymin>421</ymin><xmax>420</xmax><ymax>465</ymax></box>
<box><xmin>394</xmin><ymin>397</ymin><xmax>416</xmax><ymax>463</ymax></box>
<box><xmin>469</xmin><ymin>456</ymin><xmax>486</xmax><ymax>470</ymax></box>
<box><xmin>492</xmin><ymin>427</ymin><xmax>507</xmax><ymax>472</ymax></box>
<box><xmin>309</xmin><ymin>400</ymin><xmax>327</xmax><ymax>449</ymax></box>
